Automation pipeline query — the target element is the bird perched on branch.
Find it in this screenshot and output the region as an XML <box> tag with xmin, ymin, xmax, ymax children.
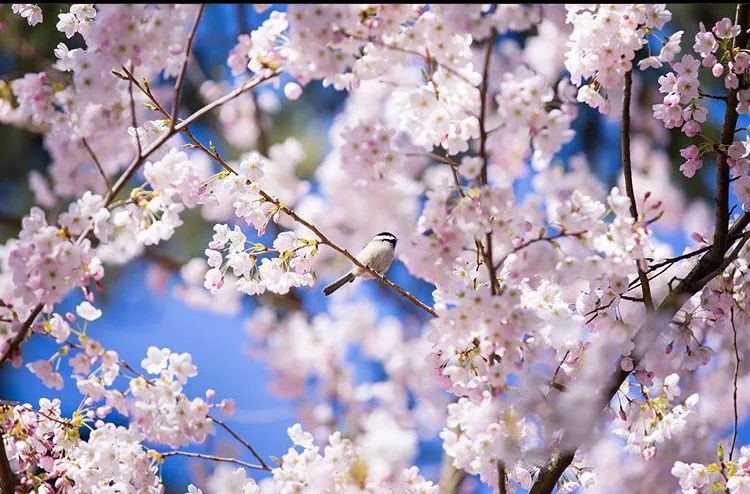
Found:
<box><xmin>323</xmin><ymin>232</ymin><xmax>397</xmax><ymax>296</ymax></box>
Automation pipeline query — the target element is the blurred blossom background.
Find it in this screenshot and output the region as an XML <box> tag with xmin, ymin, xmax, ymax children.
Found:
<box><xmin>1</xmin><ymin>4</ymin><xmax>749</xmax><ymax>493</ymax></box>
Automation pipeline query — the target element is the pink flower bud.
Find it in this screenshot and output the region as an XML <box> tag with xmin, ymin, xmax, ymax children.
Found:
<box><xmin>691</xmin><ymin>232</ymin><xmax>707</xmax><ymax>244</ymax></box>
<box><xmin>682</xmin><ymin>120</ymin><xmax>701</xmax><ymax>137</ymax></box>
<box><xmin>703</xmin><ymin>53</ymin><xmax>717</xmax><ymax>67</ymax></box>
<box><xmin>736</xmin><ymin>51</ymin><xmax>750</xmax><ymax>72</ymax></box>
<box><xmin>220</xmin><ymin>399</ymin><xmax>236</xmax><ymax>415</ymax></box>
<box><xmin>725</xmin><ymin>72</ymin><xmax>739</xmax><ymax>89</ymax></box>
<box><xmin>712</xmin><ymin>63</ymin><xmax>725</xmax><ymax>77</ymax></box>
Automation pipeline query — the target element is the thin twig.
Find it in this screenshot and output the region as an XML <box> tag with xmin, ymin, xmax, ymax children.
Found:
<box><xmin>478</xmin><ymin>28</ymin><xmax>499</xmax><ymax>296</ymax></box>
<box><xmin>730</xmin><ymin>306</ymin><xmax>740</xmax><ymax>460</ymax></box>
<box><xmin>646</xmin><ymin>245</ymin><xmax>712</xmax><ymax>272</ymax></box>
<box><xmin>548</xmin><ymin>350</ymin><xmax>571</xmax><ymax>392</ymax></box>
<box><xmin>209</xmin><ymin>415</ymin><xmax>271</xmax><ymax>471</ymax></box>
<box><xmin>127</xmin><ymin>63</ymin><xmax>142</xmax><ymax>157</ymax></box>
<box><xmin>159</xmin><ymin>450</ymin><xmax>267</xmax><ymax>471</ymax></box>
<box><xmin>0</xmin><ymin>304</ymin><xmax>42</xmax><ymax>368</ymax></box>
<box><xmin>1</xmin><ymin>400</ymin><xmax>74</xmax><ymax>429</ymax></box>
<box><xmin>407</xmin><ymin>152</ymin><xmax>460</xmax><ymax>168</ymax></box>
<box><xmin>692</xmin><ymin>232</ymin><xmax>750</xmax><ymax>288</ymax></box>
<box><xmin>82</xmin><ymin>137</ymin><xmax>110</xmax><ymax>193</ymax></box>
<box><xmin>407</xmin><ymin>152</ymin><xmax>465</xmax><ymax>197</ymax></box>
<box><xmin>65</xmin><ymin>340</ymin><xmax>155</xmax><ymax>385</ymax></box>
<box><xmin>494</xmin><ymin>230</ymin><xmax>586</xmax><ymax>271</ymax></box>
<box><xmin>448</xmin><ymin>161</ymin><xmax>467</xmax><ymax>198</ymax></box>
<box><xmin>621</xmin><ymin>70</ymin><xmax>655</xmax><ymax>312</ymax></box>
<box><xmin>169</xmin><ymin>4</ymin><xmax>205</xmax><ymax>129</ymax></box>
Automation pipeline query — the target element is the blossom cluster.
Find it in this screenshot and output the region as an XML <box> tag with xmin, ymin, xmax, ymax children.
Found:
<box><xmin>4</xmin><ymin>4</ymin><xmax>750</xmax><ymax>494</ymax></box>
<box><xmin>204</xmin><ymin>226</ymin><xmax>316</xmax><ymax>296</ymax></box>
<box><xmin>566</xmin><ymin>4</ymin><xmax>673</xmax><ymax>111</ymax></box>
<box><xmin>673</xmin><ymin>445</ymin><xmax>750</xmax><ymax>493</ymax></box>
<box><xmin>244</xmin><ymin>301</ymin><xmax>446</xmax><ymax>441</ymax></box>
<box><xmin>11</xmin><ymin>4</ymin><xmax>42</xmax><ymax>26</ymax></box>
<box><xmin>613</xmin><ymin>374</ymin><xmax>700</xmax><ymax>460</ymax></box>
<box><xmin>1</xmin><ymin>399</ymin><xmax>163</xmax><ymax>493</ymax></box>
<box><xmin>7</xmin><ymin>207</ymin><xmax>102</xmax><ymax>307</ymax></box>
<box><xmin>270</xmin><ymin>423</ymin><xmax>438</xmax><ymax>493</ymax></box>
<box><xmin>4</xmin><ymin>5</ymin><xmax>200</xmax><ymax>199</ymax></box>
<box><xmin>23</xmin><ymin>303</ymin><xmax>222</xmax><ymax>450</ymax></box>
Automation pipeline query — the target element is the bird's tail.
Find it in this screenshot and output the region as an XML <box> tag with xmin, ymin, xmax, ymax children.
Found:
<box><xmin>323</xmin><ymin>272</ymin><xmax>355</xmax><ymax>296</ymax></box>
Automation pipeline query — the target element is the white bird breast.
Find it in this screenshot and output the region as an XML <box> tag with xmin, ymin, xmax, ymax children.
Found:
<box><xmin>353</xmin><ymin>239</ymin><xmax>395</xmax><ymax>278</ymax></box>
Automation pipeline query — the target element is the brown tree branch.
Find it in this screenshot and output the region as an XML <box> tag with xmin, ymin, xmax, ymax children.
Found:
<box><xmin>478</xmin><ymin>28</ymin><xmax>499</xmax><ymax>297</ymax></box>
<box><xmin>209</xmin><ymin>415</ymin><xmax>271</xmax><ymax>471</ymax></box>
<box><xmin>82</xmin><ymin>137</ymin><xmax>110</xmax><ymax>193</ymax></box>
<box><xmin>710</xmin><ymin>3</ymin><xmax>750</xmax><ymax>264</ymax></box>
<box><xmin>158</xmin><ymin>449</ymin><xmax>267</xmax><ymax>471</ymax></box>
<box><xmin>0</xmin><ymin>304</ymin><xmax>42</xmax><ymax>368</ymax></box>
<box><xmin>621</xmin><ymin>70</ymin><xmax>655</xmax><ymax>311</ymax></box>
<box><xmin>0</xmin><ymin>430</ymin><xmax>16</xmax><ymax>494</ymax></box>
<box><xmin>494</xmin><ymin>230</ymin><xmax>586</xmax><ymax>271</ymax></box>
<box><xmin>127</xmin><ymin>62</ymin><xmax>142</xmax><ymax>157</ymax></box>
<box><xmin>169</xmin><ymin>4</ymin><xmax>205</xmax><ymax>129</ymax></box>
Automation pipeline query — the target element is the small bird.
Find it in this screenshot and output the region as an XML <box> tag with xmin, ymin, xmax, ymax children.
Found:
<box><xmin>323</xmin><ymin>232</ymin><xmax>398</xmax><ymax>296</ymax></box>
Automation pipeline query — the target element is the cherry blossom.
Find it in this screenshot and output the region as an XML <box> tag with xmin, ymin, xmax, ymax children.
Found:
<box><xmin>11</xmin><ymin>4</ymin><xmax>42</xmax><ymax>26</ymax></box>
<box><xmin>3</xmin><ymin>4</ymin><xmax>750</xmax><ymax>494</ymax></box>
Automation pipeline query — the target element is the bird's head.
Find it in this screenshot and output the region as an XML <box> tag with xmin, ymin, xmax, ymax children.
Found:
<box><xmin>373</xmin><ymin>232</ymin><xmax>397</xmax><ymax>246</ymax></box>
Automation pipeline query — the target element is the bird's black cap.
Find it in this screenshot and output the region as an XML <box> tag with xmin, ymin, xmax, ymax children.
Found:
<box><xmin>374</xmin><ymin>232</ymin><xmax>398</xmax><ymax>245</ymax></box>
